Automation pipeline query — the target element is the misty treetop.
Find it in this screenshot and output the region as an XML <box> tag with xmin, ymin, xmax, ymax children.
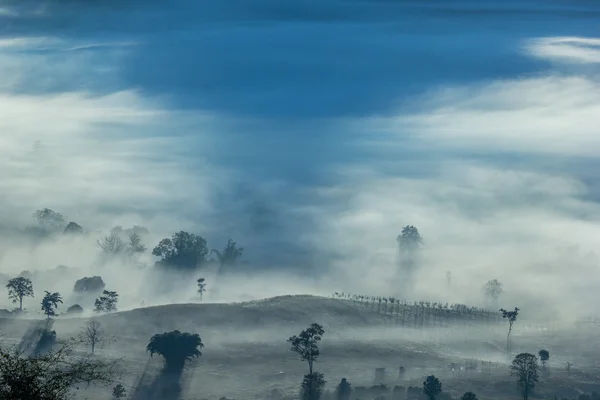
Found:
<box><xmin>152</xmin><ymin>231</ymin><xmax>209</xmax><ymax>270</ymax></box>
<box><xmin>397</xmin><ymin>225</ymin><xmax>423</xmax><ymax>253</ymax></box>
<box><xmin>211</xmin><ymin>238</ymin><xmax>244</xmax><ymax>271</ymax></box>
<box><xmin>94</xmin><ymin>290</ymin><xmax>119</xmax><ymax>313</ymax></box>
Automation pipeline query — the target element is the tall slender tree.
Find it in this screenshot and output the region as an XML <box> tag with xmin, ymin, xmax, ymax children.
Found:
<box><xmin>500</xmin><ymin>307</ymin><xmax>519</xmax><ymax>356</ymax></box>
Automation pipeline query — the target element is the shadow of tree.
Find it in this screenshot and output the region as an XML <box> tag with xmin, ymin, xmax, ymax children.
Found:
<box><xmin>130</xmin><ymin>363</ymin><xmax>184</xmax><ymax>400</ymax></box>
<box><xmin>17</xmin><ymin>319</ymin><xmax>54</xmax><ymax>356</ymax></box>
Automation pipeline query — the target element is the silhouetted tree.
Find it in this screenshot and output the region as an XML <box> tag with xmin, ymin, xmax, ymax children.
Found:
<box><xmin>94</xmin><ymin>290</ymin><xmax>119</xmax><ymax>313</ymax></box>
<box><xmin>483</xmin><ymin>279</ymin><xmax>503</xmax><ymax>304</ymax></box>
<box><xmin>33</xmin><ymin>208</ymin><xmax>66</xmax><ymax>232</ymax></box>
<box><xmin>423</xmin><ymin>375</ymin><xmax>442</xmax><ymax>400</ymax></box>
<box><xmin>461</xmin><ymin>392</ymin><xmax>478</xmax><ymax>400</ymax></box>
<box><xmin>6</xmin><ymin>276</ymin><xmax>34</xmax><ymax>311</ymax></box>
<box><xmin>146</xmin><ymin>330</ymin><xmax>204</xmax><ymax>371</ymax></box>
<box><xmin>66</xmin><ymin>304</ymin><xmax>84</xmax><ymax>315</ymax></box>
<box><xmin>287</xmin><ymin>323</ymin><xmax>325</xmax><ymax>374</ymax></box>
<box><xmin>152</xmin><ymin>231</ymin><xmax>209</xmax><ymax>270</ymax></box>
<box><xmin>211</xmin><ymin>238</ymin><xmax>244</xmax><ymax>272</ymax></box>
<box><xmin>64</xmin><ymin>222</ymin><xmax>83</xmax><ymax>234</ymax></box>
<box><xmin>500</xmin><ymin>307</ymin><xmax>519</xmax><ymax>355</ymax></box>
<box><xmin>336</xmin><ymin>378</ymin><xmax>352</xmax><ymax>400</ymax></box>
<box><xmin>197</xmin><ymin>278</ymin><xmax>207</xmax><ymax>301</ymax></box>
<box><xmin>0</xmin><ymin>338</ymin><xmax>121</xmax><ymax>399</ymax></box>
<box><xmin>538</xmin><ymin>349</ymin><xmax>549</xmax><ymax>368</ymax></box>
<box><xmin>73</xmin><ymin>276</ymin><xmax>105</xmax><ymax>294</ymax></box>
<box><xmin>510</xmin><ymin>353</ymin><xmax>539</xmax><ymax>400</ymax></box>
<box><xmin>301</xmin><ymin>372</ymin><xmax>326</xmax><ymax>400</ymax></box>
<box><xmin>80</xmin><ymin>319</ymin><xmax>112</xmax><ymax>354</ymax></box>
<box><xmin>41</xmin><ymin>291</ymin><xmax>62</xmax><ymax>319</ymax></box>
<box><xmin>565</xmin><ymin>362</ymin><xmax>573</xmax><ymax>375</ymax></box>
<box><xmin>97</xmin><ymin>233</ymin><xmax>127</xmax><ymax>255</ymax></box>
<box><xmin>112</xmin><ymin>383</ymin><xmax>126</xmax><ymax>399</ymax></box>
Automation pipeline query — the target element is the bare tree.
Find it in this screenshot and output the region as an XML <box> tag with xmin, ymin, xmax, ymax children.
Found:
<box><xmin>127</xmin><ymin>233</ymin><xmax>146</xmax><ymax>256</ymax></box>
<box><xmin>80</xmin><ymin>319</ymin><xmax>114</xmax><ymax>354</ymax></box>
<box><xmin>97</xmin><ymin>233</ymin><xmax>126</xmax><ymax>255</ymax></box>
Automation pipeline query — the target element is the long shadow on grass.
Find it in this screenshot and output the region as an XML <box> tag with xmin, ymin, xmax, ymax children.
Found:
<box><xmin>17</xmin><ymin>319</ymin><xmax>53</xmax><ymax>355</ymax></box>
<box><xmin>130</xmin><ymin>367</ymin><xmax>184</xmax><ymax>400</ymax></box>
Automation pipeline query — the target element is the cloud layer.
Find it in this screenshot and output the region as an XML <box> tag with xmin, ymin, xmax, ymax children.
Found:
<box><xmin>0</xmin><ymin>1</ymin><xmax>599</xmax><ymax>320</ymax></box>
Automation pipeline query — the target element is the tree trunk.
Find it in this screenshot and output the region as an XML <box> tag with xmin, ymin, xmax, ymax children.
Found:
<box><xmin>19</xmin><ymin>297</ymin><xmax>23</xmax><ymax>311</ymax></box>
<box><xmin>91</xmin><ymin>341</ymin><xmax>95</xmax><ymax>354</ymax></box>
<box><xmin>309</xmin><ymin>361</ymin><xmax>313</xmax><ymax>375</ymax></box>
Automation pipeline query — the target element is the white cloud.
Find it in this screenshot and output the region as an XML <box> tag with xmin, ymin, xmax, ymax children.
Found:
<box><xmin>525</xmin><ymin>36</ymin><xmax>600</xmax><ymax>64</ymax></box>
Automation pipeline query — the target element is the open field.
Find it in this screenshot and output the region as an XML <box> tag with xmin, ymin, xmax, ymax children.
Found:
<box><xmin>1</xmin><ymin>295</ymin><xmax>599</xmax><ymax>400</ymax></box>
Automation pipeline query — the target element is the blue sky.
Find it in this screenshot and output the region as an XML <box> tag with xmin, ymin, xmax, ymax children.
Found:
<box><xmin>1</xmin><ymin>0</ymin><xmax>600</xmax><ymax>309</ymax></box>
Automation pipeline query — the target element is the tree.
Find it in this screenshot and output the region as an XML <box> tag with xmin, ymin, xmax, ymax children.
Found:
<box><xmin>461</xmin><ymin>392</ymin><xmax>478</xmax><ymax>400</ymax></box>
<box><xmin>197</xmin><ymin>278</ymin><xmax>207</xmax><ymax>301</ymax></box>
<box><xmin>0</xmin><ymin>338</ymin><xmax>121</xmax><ymax>400</ymax></box>
<box><xmin>127</xmin><ymin>233</ymin><xmax>146</xmax><ymax>256</ymax></box>
<box><xmin>152</xmin><ymin>231</ymin><xmax>209</xmax><ymax>270</ymax></box>
<box><xmin>112</xmin><ymin>383</ymin><xmax>126</xmax><ymax>399</ymax></box>
<box><xmin>397</xmin><ymin>225</ymin><xmax>423</xmax><ymax>253</ymax></box>
<box><xmin>94</xmin><ymin>290</ymin><xmax>119</xmax><ymax>313</ymax></box>
<box><xmin>97</xmin><ymin>233</ymin><xmax>126</xmax><ymax>255</ymax></box>
<box><xmin>33</xmin><ymin>208</ymin><xmax>66</xmax><ymax>232</ymax></box>
<box><xmin>41</xmin><ymin>291</ymin><xmax>63</xmax><ymax>319</ymax></box>
<box><xmin>538</xmin><ymin>349</ymin><xmax>549</xmax><ymax>368</ymax></box>
<box><xmin>483</xmin><ymin>279</ymin><xmax>503</xmax><ymax>304</ymax></box>
<box><xmin>335</xmin><ymin>378</ymin><xmax>352</xmax><ymax>400</ymax></box>
<box><xmin>146</xmin><ymin>330</ymin><xmax>204</xmax><ymax>371</ymax></box>
<box><xmin>73</xmin><ymin>276</ymin><xmax>105</xmax><ymax>294</ymax></box>
<box><xmin>301</xmin><ymin>372</ymin><xmax>326</xmax><ymax>400</ymax></box>
<box><xmin>423</xmin><ymin>375</ymin><xmax>442</xmax><ymax>400</ymax></box>
<box><xmin>510</xmin><ymin>353</ymin><xmax>539</xmax><ymax>400</ymax></box>
<box><xmin>6</xmin><ymin>276</ymin><xmax>34</xmax><ymax>311</ymax></box>
<box><xmin>80</xmin><ymin>319</ymin><xmax>113</xmax><ymax>355</ymax></box>
<box><xmin>66</xmin><ymin>304</ymin><xmax>84</xmax><ymax>315</ymax></box>
<box><xmin>211</xmin><ymin>238</ymin><xmax>244</xmax><ymax>272</ymax></box>
<box><xmin>500</xmin><ymin>307</ymin><xmax>519</xmax><ymax>355</ymax></box>
<box><xmin>287</xmin><ymin>323</ymin><xmax>325</xmax><ymax>374</ymax></box>
<box><xmin>397</xmin><ymin>225</ymin><xmax>423</xmax><ymax>273</ymax></box>
<box><xmin>64</xmin><ymin>222</ymin><xmax>83</xmax><ymax>235</ymax></box>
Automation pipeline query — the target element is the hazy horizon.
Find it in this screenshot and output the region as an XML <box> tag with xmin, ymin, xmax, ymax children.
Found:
<box><xmin>1</xmin><ymin>0</ymin><xmax>599</xmax><ymax>320</ymax></box>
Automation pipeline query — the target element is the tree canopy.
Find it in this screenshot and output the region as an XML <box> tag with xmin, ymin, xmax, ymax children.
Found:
<box><xmin>6</xmin><ymin>276</ymin><xmax>34</xmax><ymax>311</ymax></box>
<box><xmin>41</xmin><ymin>291</ymin><xmax>63</xmax><ymax>319</ymax></box>
<box><xmin>33</xmin><ymin>208</ymin><xmax>66</xmax><ymax>232</ymax></box>
<box><xmin>396</xmin><ymin>225</ymin><xmax>423</xmax><ymax>253</ymax></box>
<box><xmin>146</xmin><ymin>330</ymin><xmax>204</xmax><ymax>371</ymax></box>
<box><xmin>423</xmin><ymin>375</ymin><xmax>442</xmax><ymax>400</ymax></box>
<box><xmin>510</xmin><ymin>353</ymin><xmax>539</xmax><ymax>400</ymax></box>
<box><xmin>211</xmin><ymin>238</ymin><xmax>244</xmax><ymax>272</ymax></box>
<box><xmin>152</xmin><ymin>231</ymin><xmax>209</xmax><ymax>270</ymax></box>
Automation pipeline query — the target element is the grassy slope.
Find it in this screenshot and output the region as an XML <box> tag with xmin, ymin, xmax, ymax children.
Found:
<box><xmin>0</xmin><ymin>295</ymin><xmax>598</xmax><ymax>400</ymax></box>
